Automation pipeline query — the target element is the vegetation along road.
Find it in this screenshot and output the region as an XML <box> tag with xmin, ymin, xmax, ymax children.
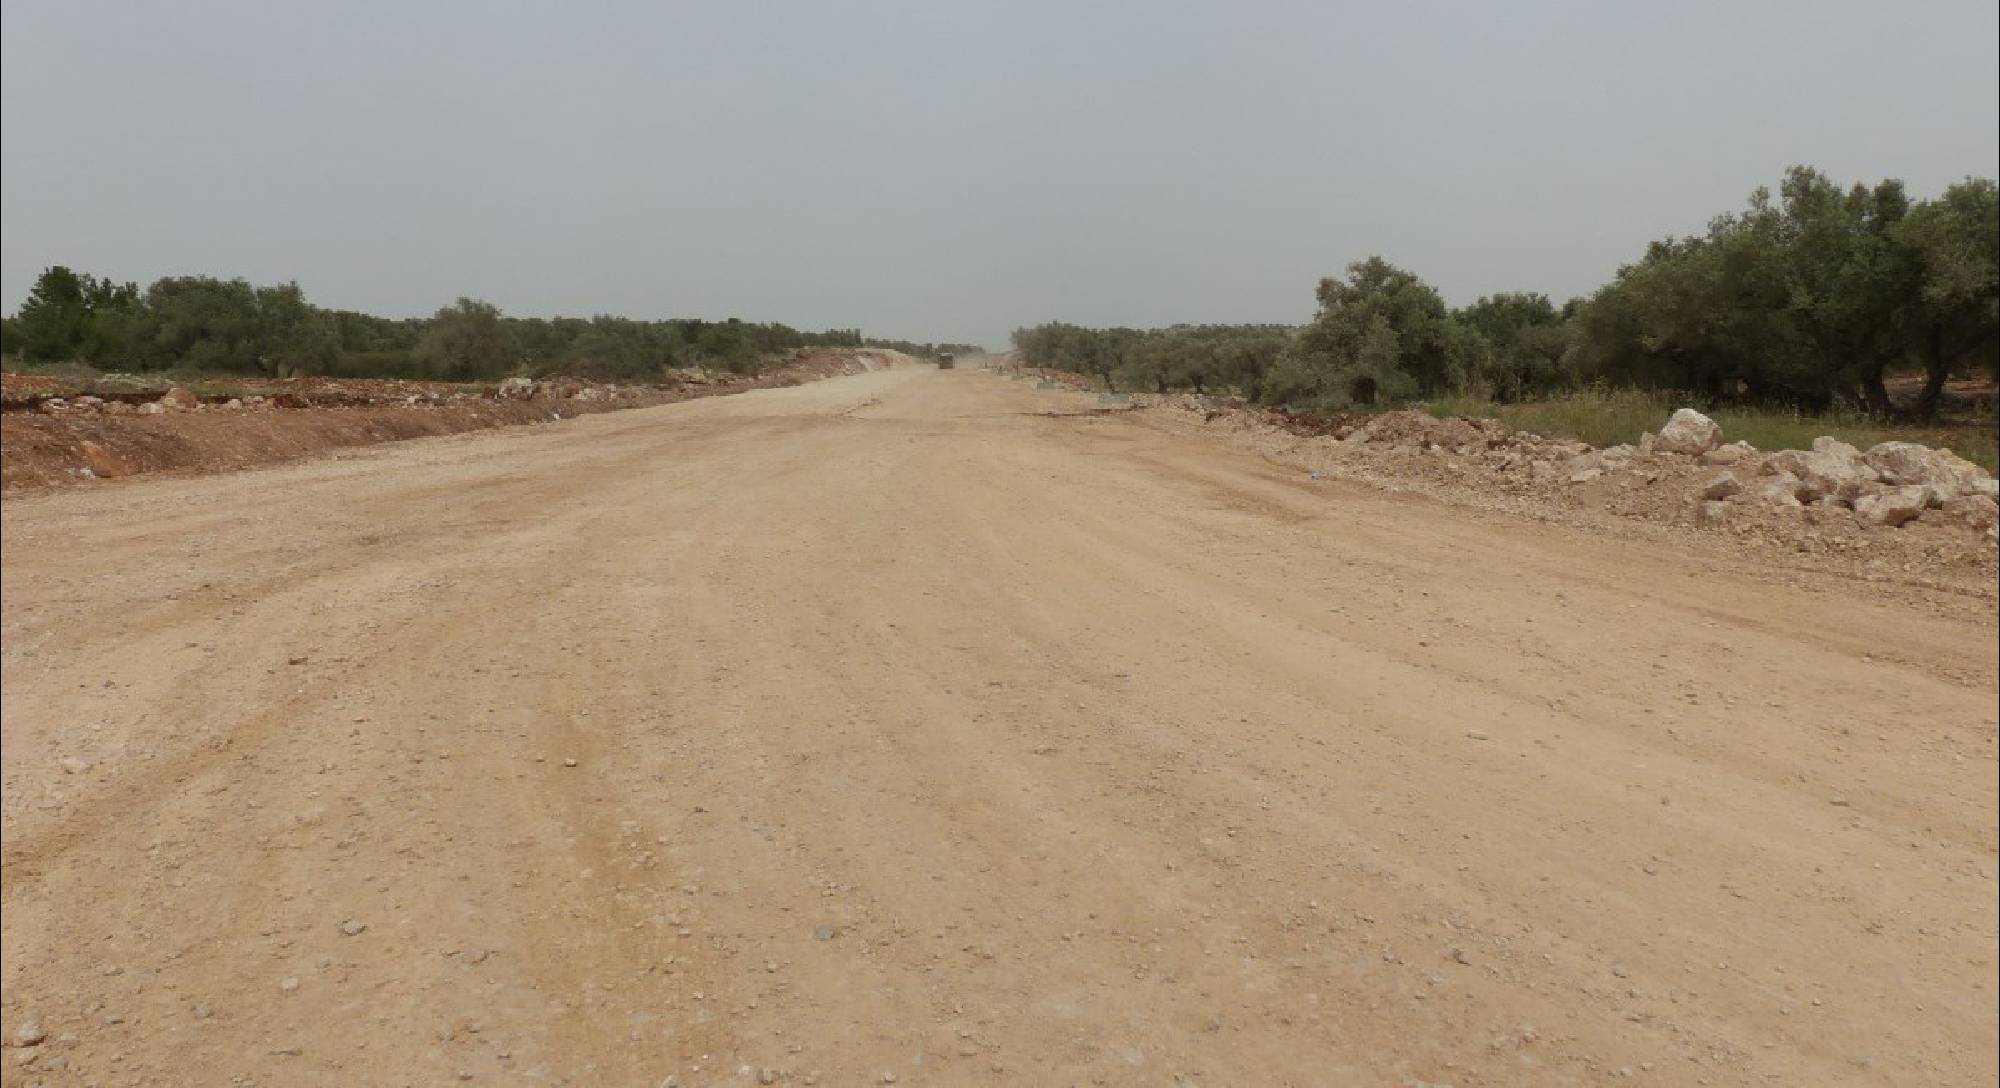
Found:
<box><xmin>2</xmin><ymin>363</ymin><xmax>1994</xmax><ymax>1086</ymax></box>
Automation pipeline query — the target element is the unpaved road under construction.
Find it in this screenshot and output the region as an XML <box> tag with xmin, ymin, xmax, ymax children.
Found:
<box><xmin>3</xmin><ymin>364</ymin><xmax>1994</xmax><ymax>1086</ymax></box>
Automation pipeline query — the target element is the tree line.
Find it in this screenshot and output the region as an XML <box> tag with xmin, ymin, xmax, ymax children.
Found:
<box><xmin>863</xmin><ymin>337</ymin><xmax>985</xmax><ymax>359</ymax></box>
<box><xmin>1013</xmin><ymin>167</ymin><xmax>1998</xmax><ymax>419</ymax></box>
<box><xmin>0</xmin><ymin>273</ymin><xmax>973</xmax><ymax>382</ymax></box>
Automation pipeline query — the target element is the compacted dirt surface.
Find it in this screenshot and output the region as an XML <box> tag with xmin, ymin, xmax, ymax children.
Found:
<box><xmin>2</xmin><ymin>365</ymin><xmax>1995</xmax><ymax>1087</ymax></box>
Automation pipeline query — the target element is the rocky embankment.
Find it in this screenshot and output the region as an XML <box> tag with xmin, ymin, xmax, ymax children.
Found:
<box><xmin>1097</xmin><ymin>384</ymin><xmax>2000</xmax><ymax>589</ymax></box>
<box><xmin>1561</xmin><ymin>408</ymin><xmax>1996</xmax><ymax>537</ymax></box>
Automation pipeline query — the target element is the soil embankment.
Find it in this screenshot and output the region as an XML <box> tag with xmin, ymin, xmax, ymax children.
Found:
<box><xmin>0</xmin><ymin>349</ymin><xmax>910</xmax><ymax>491</ymax></box>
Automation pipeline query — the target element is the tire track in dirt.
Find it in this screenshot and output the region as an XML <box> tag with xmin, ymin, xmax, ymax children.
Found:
<box><xmin>3</xmin><ymin>365</ymin><xmax>1993</xmax><ymax>1086</ymax></box>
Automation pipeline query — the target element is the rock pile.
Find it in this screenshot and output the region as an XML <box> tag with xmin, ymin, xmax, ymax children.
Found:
<box><xmin>1630</xmin><ymin>411</ymin><xmax>2000</xmax><ymax>534</ymax></box>
<box><xmin>1146</xmin><ymin>396</ymin><xmax>1998</xmax><ymax>548</ymax></box>
<box><xmin>34</xmin><ymin>388</ymin><xmax>286</xmax><ymax>417</ymax></box>
<box><xmin>492</xmin><ymin>377</ymin><xmax>665</xmax><ymax>403</ymax></box>
<box><xmin>1482</xmin><ymin>405</ymin><xmax>1995</xmax><ymax>538</ymax></box>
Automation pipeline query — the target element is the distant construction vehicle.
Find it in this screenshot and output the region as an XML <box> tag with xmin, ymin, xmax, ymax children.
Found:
<box><xmin>936</xmin><ymin>352</ymin><xmax>956</xmax><ymax>370</ymax></box>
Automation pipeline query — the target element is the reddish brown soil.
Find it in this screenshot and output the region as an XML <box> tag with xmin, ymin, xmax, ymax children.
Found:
<box><xmin>2</xmin><ymin>400</ymin><xmax>592</xmax><ymax>489</ymax></box>
<box><xmin>0</xmin><ymin>350</ymin><xmax>903</xmax><ymax>492</ymax></box>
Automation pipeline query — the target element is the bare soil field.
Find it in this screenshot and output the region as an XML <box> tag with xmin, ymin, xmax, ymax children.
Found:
<box><xmin>2</xmin><ymin>365</ymin><xmax>1995</xmax><ymax>1086</ymax></box>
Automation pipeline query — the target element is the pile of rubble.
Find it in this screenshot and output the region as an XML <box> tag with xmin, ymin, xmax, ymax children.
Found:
<box><xmin>492</xmin><ymin>376</ymin><xmax>662</xmax><ymax>402</ymax></box>
<box><xmin>1640</xmin><ymin>410</ymin><xmax>1984</xmax><ymax>532</ymax></box>
<box><xmin>1134</xmin><ymin>394</ymin><xmax>1999</xmax><ymax>565</ymax></box>
<box><xmin>31</xmin><ymin>388</ymin><xmax>287</xmax><ymax>416</ymax></box>
<box><xmin>1565</xmin><ymin>408</ymin><xmax>1998</xmax><ymax>538</ymax></box>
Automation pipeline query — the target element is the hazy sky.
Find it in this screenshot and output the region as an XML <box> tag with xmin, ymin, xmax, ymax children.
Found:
<box><xmin>4</xmin><ymin>1</ymin><xmax>1997</xmax><ymax>349</ymax></box>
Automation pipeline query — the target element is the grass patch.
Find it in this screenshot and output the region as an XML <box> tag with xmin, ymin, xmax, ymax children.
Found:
<box><xmin>1426</xmin><ymin>388</ymin><xmax>1998</xmax><ymax>473</ymax></box>
<box><xmin>10</xmin><ymin>359</ymin><xmax>106</xmax><ymax>386</ymax></box>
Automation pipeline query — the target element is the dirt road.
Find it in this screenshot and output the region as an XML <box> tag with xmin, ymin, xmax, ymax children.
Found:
<box><xmin>3</xmin><ymin>365</ymin><xmax>1995</xmax><ymax>1086</ymax></box>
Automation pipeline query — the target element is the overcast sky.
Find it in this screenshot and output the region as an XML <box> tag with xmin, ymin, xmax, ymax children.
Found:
<box><xmin>4</xmin><ymin>1</ymin><xmax>1996</xmax><ymax>349</ymax></box>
